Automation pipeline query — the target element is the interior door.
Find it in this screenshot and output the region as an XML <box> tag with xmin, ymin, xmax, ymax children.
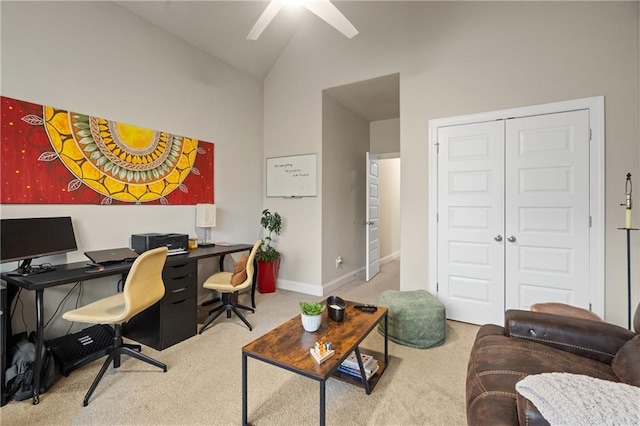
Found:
<box><xmin>436</xmin><ymin>121</ymin><xmax>505</xmax><ymax>325</ymax></box>
<box><xmin>366</xmin><ymin>152</ymin><xmax>380</xmax><ymax>281</ymax></box>
<box><xmin>504</xmin><ymin>110</ymin><xmax>591</xmax><ymax>310</ymax></box>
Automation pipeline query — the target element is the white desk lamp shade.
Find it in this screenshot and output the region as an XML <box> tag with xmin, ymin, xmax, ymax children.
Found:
<box><xmin>196</xmin><ymin>204</ymin><xmax>216</xmax><ymax>228</ymax></box>
<box><xmin>196</xmin><ymin>204</ymin><xmax>216</xmax><ymax>243</ymax></box>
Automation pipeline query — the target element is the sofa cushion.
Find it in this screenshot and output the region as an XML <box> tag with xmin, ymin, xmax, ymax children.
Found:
<box><xmin>612</xmin><ymin>335</ymin><xmax>640</xmax><ymax>386</ymax></box>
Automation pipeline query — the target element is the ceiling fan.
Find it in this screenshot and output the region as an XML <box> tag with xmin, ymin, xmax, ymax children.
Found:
<box><xmin>247</xmin><ymin>0</ymin><xmax>358</xmax><ymax>40</ymax></box>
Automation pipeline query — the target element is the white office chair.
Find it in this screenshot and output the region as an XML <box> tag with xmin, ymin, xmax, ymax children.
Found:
<box><xmin>199</xmin><ymin>240</ymin><xmax>261</xmax><ymax>333</ymax></box>
<box><xmin>62</xmin><ymin>246</ymin><xmax>168</xmax><ymax>406</ymax></box>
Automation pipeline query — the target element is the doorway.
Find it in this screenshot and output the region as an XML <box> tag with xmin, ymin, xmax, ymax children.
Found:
<box><xmin>366</xmin><ymin>153</ymin><xmax>401</xmax><ymax>281</ymax></box>
<box><xmin>321</xmin><ymin>73</ymin><xmax>401</xmax><ymax>293</ymax></box>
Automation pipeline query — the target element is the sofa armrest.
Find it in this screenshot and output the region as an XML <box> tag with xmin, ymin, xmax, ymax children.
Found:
<box><xmin>505</xmin><ymin>309</ymin><xmax>636</xmax><ymax>364</ymax></box>
<box><xmin>475</xmin><ymin>323</ymin><xmax>506</xmax><ymax>340</ymax></box>
<box><xmin>516</xmin><ymin>392</ymin><xmax>550</xmax><ymax>426</ymax></box>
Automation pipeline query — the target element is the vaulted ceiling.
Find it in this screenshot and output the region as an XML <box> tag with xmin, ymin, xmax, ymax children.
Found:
<box><xmin>117</xmin><ymin>1</ymin><xmax>338</xmax><ymax>80</ymax></box>
<box><xmin>116</xmin><ymin>1</ymin><xmax>399</xmax><ymax>121</ymax></box>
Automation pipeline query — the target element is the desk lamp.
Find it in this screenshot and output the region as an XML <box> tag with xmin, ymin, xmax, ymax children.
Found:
<box><xmin>196</xmin><ymin>203</ymin><xmax>216</xmax><ymax>247</ymax></box>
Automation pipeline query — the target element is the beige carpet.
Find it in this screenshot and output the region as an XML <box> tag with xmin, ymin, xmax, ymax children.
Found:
<box><xmin>1</xmin><ymin>260</ymin><xmax>479</xmax><ymax>425</ymax></box>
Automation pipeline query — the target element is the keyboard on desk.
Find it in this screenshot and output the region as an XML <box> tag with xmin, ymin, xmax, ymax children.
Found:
<box><xmin>99</xmin><ymin>258</ymin><xmax>135</xmax><ymax>266</ymax></box>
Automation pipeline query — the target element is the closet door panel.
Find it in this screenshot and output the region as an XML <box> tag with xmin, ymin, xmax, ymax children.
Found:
<box><xmin>437</xmin><ymin>121</ymin><xmax>505</xmax><ymax>325</ymax></box>
<box><xmin>504</xmin><ymin>110</ymin><xmax>591</xmax><ymax>310</ymax></box>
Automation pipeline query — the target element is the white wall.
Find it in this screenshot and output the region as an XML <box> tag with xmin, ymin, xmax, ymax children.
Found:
<box><xmin>264</xmin><ymin>1</ymin><xmax>640</xmax><ymax>326</ymax></box>
<box><xmin>320</xmin><ymin>93</ymin><xmax>369</xmax><ymax>292</ymax></box>
<box><xmin>371</xmin><ymin>118</ymin><xmax>400</xmax><ymax>154</ymax></box>
<box><xmin>379</xmin><ymin>158</ymin><xmax>400</xmax><ymax>262</ymax></box>
<box><xmin>1</xmin><ymin>2</ymin><xmax>263</xmax><ymax>337</ymax></box>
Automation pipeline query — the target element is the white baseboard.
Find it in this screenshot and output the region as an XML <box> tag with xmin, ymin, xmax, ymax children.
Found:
<box><xmin>276</xmin><ymin>252</ymin><xmax>400</xmax><ymax>296</ymax></box>
<box><xmin>276</xmin><ymin>268</ymin><xmax>364</xmax><ymax>296</ymax></box>
<box><xmin>380</xmin><ymin>251</ymin><xmax>400</xmax><ymax>265</ymax></box>
<box><xmin>322</xmin><ymin>267</ymin><xmax>365</xmax><ymax>296</ymax></box>
<box><xmin>277</xmin><ymin>279</ymin><xmax>324</xmax><ymax>296</ymax></box>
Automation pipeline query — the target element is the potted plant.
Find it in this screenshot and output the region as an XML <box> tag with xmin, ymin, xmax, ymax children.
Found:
<box><xmin>256</xmin><ymin>209</ymin><xmax>282</xmax><ymax>293</ymax></box>
<box><xmin>299</xmin><ymin>301</ymin><xmax>325</xmax><ymax>332</ymax></box>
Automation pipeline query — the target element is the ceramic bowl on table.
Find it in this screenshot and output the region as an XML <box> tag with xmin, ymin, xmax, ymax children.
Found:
<box><xmin>327</xmin><ymin>296</ymin><xmax>346</xmax><ymax>322</ymax></box>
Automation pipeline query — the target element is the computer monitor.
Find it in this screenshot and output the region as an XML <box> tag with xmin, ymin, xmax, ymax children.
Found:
<box><xmin>1</xmin><ymin>216</ymin><xmax>78</xmax><ymax>276</ymax></box>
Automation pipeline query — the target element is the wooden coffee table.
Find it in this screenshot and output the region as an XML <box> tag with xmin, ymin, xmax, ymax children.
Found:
<box><xmin>242</xmin><ymin>300</ymin><xmax>389</xmax><ymax>425</ymax></box>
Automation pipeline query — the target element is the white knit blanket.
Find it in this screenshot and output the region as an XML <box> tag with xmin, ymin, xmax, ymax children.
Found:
<box><xmin>516</xmin><ymin>373</ymin><xmax>640</xmax><ymax>426</ymax></box>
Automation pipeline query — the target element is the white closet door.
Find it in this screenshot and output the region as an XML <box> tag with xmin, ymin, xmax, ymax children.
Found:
<box><xmin>504</xmin><ymin>110</ymin><xmax>591</xmax><ymax>310</ymax></box>
<box><xmin>436</xmin><ymin>121</ymin><xmax>505</xmax><ymax>325</ymax></box>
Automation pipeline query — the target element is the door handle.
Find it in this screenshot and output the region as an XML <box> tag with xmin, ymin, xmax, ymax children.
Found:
<box><xmin>507</xmin><ymin>235</ymin><xmax>517</xmax><ymax>243</ymax></box>
<box><xmin>494</xmin><ymin>235</ymin><xmax>503</xmax><ymax>242</ymax></box>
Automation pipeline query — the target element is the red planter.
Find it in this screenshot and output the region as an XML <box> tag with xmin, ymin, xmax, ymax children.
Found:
<box><xmin>257</xmin><ymin>258</ymin><xmax>280</xmax><ymax>293</ymax></box>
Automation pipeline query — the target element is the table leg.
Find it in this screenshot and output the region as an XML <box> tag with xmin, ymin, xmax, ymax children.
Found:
<box><xmin>242</xmin><ymin>353</ymin><xmax>248</xmax><ymax>426</ymax></box>
<box><xmin>319</xmin><ymin>380</ymin><xmax>326</xmax><ymax>426</ymax></box>
<box><xmin>354</xmin><ymin>346</ymin><xmax>372</xmax><ymax>395</ymax></box>
<box><xmin>384</xmin><ymin>312</ymin><xmax>389</xmax><ymax>364</ymax></box>
<box><xmin>32</xmin><ymin>289</ymin><xmax>44</xmax><ymax>405</ymax></box>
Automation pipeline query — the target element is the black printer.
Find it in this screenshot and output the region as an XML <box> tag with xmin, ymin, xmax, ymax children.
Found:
<box><xmin>131</xmin><ymin>233</ymin><xmax>189</xmax><ymax>254</ymax></box>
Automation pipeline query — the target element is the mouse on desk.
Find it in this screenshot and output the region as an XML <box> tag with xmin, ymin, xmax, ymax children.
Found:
<box><xmin>85</xmin><ymin>264</ymin><xmax>104</xmax><ymax>273</ymax></box>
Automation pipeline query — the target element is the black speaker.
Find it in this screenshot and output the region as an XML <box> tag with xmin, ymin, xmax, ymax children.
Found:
<box><xmin>48</xmin><ymin>324</ymin><xmax>114</xmax><ymax>377</ymax></box>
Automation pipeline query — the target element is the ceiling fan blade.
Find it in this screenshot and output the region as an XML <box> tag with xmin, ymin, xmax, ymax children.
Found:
<box><xmin>303</xmin><ymin>0</ymin><xmax>358</xmax><ymax>39</ymax></box>
<box><xmin>247</xmin><ymin>1</ymin><xmax>284</xmax><ymax>40</ymax></box>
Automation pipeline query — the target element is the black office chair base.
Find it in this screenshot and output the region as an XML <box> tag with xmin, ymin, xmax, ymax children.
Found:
<box><xmin>200</xmin><ymin>296</ymin><xmax>221</xmax><ymax>308</ymax></box>
<box><xmin>199</xmin><ymin>293</ymin><xmax>254</xmax><ymax>333</ymax></box>
<box><xmin>82</xmin><ymin>325</ymin><xmax>166</xmax><ymax>406</ymax></box>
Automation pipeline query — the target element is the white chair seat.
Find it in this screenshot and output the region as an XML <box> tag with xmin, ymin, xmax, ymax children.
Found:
<box><xmin>62</xmin><ymin>293</ymin><xmax>127</xmax><ymax>324</ymax></box>
<box><xmin>203</xmin><ymin>271</ymin><xmax>251</xmax><ymax>292</ymax></box>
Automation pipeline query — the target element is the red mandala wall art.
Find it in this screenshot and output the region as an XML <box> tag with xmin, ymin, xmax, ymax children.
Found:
<box><xmin>0</xmin><ymin>96</ymin><xmax>214</xmax><ymax>205</ymax></box>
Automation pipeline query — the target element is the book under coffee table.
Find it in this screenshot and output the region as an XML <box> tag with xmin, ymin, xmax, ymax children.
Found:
<box><xmin>242</xmin><ymin>300</ymin><xmax>389</xmax><ymax>426</ymax></box>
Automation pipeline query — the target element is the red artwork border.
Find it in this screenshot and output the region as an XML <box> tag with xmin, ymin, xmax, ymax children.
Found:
<box><xmin>0</xmin><ymin>96</ymin><xmax>214</xmax><ymax>205</ymax></box>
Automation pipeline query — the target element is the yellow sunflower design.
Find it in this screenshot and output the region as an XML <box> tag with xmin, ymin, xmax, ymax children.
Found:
<box><xmin>43</xmin><ymin>106</ymin><xmax>200</xmax><ymax>204</ymax></box>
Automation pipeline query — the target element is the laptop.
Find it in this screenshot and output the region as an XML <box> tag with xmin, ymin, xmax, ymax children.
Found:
<box><xmin>84</xmin><ymin>247</ymin><xmax>139</xmax><ymax>265</ymax></box>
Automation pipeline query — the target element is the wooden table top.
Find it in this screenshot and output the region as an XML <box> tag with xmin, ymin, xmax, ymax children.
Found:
<box><xmin>242</xmin><ymin>300</ymin><xmax>387</xmax><ymax>381</ymax></box>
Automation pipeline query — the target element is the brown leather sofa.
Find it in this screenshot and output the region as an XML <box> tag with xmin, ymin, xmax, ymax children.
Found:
<box><xmin>466</xmin><ymin>303</ymin><xmax>640</xmax><ymax>425</ymax></box>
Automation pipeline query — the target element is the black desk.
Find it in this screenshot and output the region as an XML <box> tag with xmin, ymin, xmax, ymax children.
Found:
<box><xmin>1</xmin><ymin>243</ymin><xmax>253</xmax><ymax>405</ymax></box>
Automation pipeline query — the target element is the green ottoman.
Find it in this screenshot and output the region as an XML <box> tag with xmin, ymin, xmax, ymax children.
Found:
<box><xmin>377</xmin><ymin>290</ymin><xmax>446</xmax><ymax>349</ymax></box>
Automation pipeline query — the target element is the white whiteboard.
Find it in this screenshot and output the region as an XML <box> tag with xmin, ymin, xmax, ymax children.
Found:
<box><xmin>266</xmin><ymin>154</ymin><xmax>317</xmax><ymax>197</ymax></box>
